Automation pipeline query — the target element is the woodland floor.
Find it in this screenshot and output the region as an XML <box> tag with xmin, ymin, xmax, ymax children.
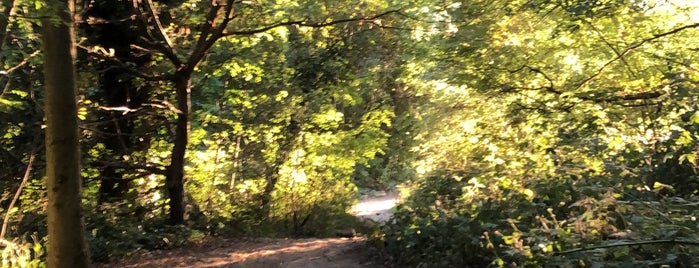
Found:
<box><xmin>98</xmin><ymin>192</ymin><xmax>398</xmax><ymax>268</ymax></box>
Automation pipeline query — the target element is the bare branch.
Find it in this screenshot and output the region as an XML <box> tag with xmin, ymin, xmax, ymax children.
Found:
<box><xmin>96</xmin><ymin>100</ymin><xmax>182</xmax><ymax>115</ymax></box>
<box><xmin>0</xmin><ymin>50</ymin><xmax>40</xmax><ymax>76</ymax></box>
<box><xmin>0</xmin><ymin>154</ymin><xmax>34</xmax><ymax>242</ymax></box>
<box><xmin>583</xmin><ymin>19</ymin><xmax>636</xmax><ymax>78</ymax></box>
<box><xmin>187</xmin><ymin>0</ymin><xmax>240</xmax><ymax>67</ymax></box>
<box><xmin>132</xmin><ymin>0</ymin><xmax>183</xmax><ymax>66</ymax></box>
<box><xmin>77</xmin><ymin>44</ymin><xmax>172</xmax><ymax>81</ymax></box>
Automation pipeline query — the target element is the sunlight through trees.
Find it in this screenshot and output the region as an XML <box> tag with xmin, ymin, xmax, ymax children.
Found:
<box><xmin>1</xmin><ymin>0</ymin><xmax>699</xmax><ymax>266</ymax></box>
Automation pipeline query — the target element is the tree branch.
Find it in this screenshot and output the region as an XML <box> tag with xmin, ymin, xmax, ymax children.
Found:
<box><xmin>0</xmin><ymin>154</ymin><xmax>34</xmax><ymax>242</ymax></box>
<box><xmin>583</xmin><ymin>19</ymin><xmax>636</xmax><ymax>78</ymax></box>
<box><xmin>132</xmin><ymin>0</ymin><xmax>182</xmax><ymax>66</ymax></box>
<box><xmin>554</xmin><ymin>239</ymin><xmax>699</xmax><ymax>255</ymax></box>
<box><xmin>510</xmin><ymin>64</ymin><xmax>667</xmax><ymax>104</ymax></box>
<box><xmin>77</xmin><ymin>44</ymin><xmax>172</xmax><ymax>81</ymax></box>
<box><xmin>223</xmin><ymin>9</ymin><xmax>402</xmax><ymax>36</ymax></box>
<box><xmin>187</xmin><ymin>0</ymin><xmax>240</xmax><ymax>68</ymax></box>
<box><xmin>0</xmin><ymin>50</ymin><xmax>40</xmax><ymax>76</ymax></box>
<box><xmin>88</xmin><ymin>160</ymin><xmax>167</xmax><ymax>176</ymax></box>
<box><xmin>96</xmin><ymin>100</ymin><xmax>182</xmax><ymax>115</ymax></box>
<box><xmin>575</xmin><ymin>22</ymin><xmax>699</xmax><ymax>90</ymax></box>
<box><xmin>187</xmin><ymin>1</ymin><xmax>225</xmax><ymax>69</ymax></box>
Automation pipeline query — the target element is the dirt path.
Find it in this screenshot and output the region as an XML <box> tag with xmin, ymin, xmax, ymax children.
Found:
<box><xmin>99</xmin><ymin>192</ymin><xmax>398</xmax><ymax>268</ymax></box>
<box><xmin>100</xmin><ymin>237</ymin><xmax>383</xmax><ymax>268</ymax></box>
<box><xmin>352</xmin><ymin>191</ymin><xmax>398</xmax><ymax>223</ymax></box>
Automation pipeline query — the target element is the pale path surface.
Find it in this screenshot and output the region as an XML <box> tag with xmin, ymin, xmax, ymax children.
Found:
<box><xmin>98</xmin><ymin>193</ymin><xmax>399</xmax><ymax>268</ymax></box>
<box><xmin>352</xmin><ymin>191</ymin><xmax>399</xmax><ymax>223</ymax></box>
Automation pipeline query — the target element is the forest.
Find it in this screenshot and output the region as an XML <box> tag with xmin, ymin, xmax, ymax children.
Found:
<box><xmin>2</xmin><ymin>0</ymin><xmax>699</xmax><ymax>267</ymax></box>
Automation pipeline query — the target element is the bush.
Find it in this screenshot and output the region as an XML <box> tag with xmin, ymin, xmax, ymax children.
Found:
<box><xmin>87</xmin><ymin>215</ymin><xmax>196</xmax><ymax>263</ymax></box>
<box><xmin>1</xmin><ymin>234</ymin><xmax>45</xmax><ymax>268</ymax></box>
<box><xmin>380</xmin><ymin>173</ymin><xmax>699</xmax><ymax>267</ymax></box>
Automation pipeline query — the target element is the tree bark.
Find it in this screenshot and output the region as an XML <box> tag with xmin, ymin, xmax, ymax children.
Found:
<box><xmin>166</xmin><ymin>69</ymin><xmax>192</xmax><ymax>225</ymax></box>
<box><xmin>42</xmin><ymin>0</ymin><xmax>90</xmax><ymax>266</ymax></box>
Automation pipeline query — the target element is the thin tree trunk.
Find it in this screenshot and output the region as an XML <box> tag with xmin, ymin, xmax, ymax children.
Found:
<box><xmin>166</xmin><ymin>69</ymin><xmax>192</xmax><ymax>225</ymax></box>
<box><xmin>0</xmin><ymin>154</ymin><xmax>33</xmax><ymax>241</ymax></box>
<box><xmin>0</xmin><ymin>0</ymin><xmax>16</xmax><ymax>49</ymax></box>
<box><xmin>42</xmin><ymin>0</ymin><xmax>90</xmax><ymax>265</ymax></box>
<box><xmin>229</xmin><ymin>134</ymin><xmax>242</xmax><ymax>190</ymax></box>
<box><xmin>259</xmin><ymin>119</ymin><xmax>301</xmax><ymax>216</ymax></box>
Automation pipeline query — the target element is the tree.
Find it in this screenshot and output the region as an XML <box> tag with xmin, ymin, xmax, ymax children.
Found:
<box><xmin>42</xmin><ymin>0</ymin><xmax>90</xmax><ymax>266</ymax></box>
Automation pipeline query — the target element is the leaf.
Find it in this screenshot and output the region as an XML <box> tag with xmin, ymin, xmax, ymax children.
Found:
<box><xmin>690</xmin><ymin>111</ymin><xmax>699</xmax><ymax>124</ymax></box>
<box><xmin>77</xmin><ymin>107</ymin><xmax>87</xmax><ymax>121</ymax></box>
<box><xmin>678</xmin><ymin>153</ymin><xmax>697</xmax><ymax>165</ymax></box>
<box><xmin>522</xmin><ymin>188</ymin><xmax>535</xmax><ymax>199</ymax></box>
<box><xmin>34</xmin><ymin>0</ymin><xmax>44</xmax><ymax>10</ymax></box>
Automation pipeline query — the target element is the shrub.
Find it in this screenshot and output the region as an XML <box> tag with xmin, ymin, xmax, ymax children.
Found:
<box><xmin>380</xmin><ymin>173</ymin><xmax>699</xmax><ymax>267</ymax></box>
<box><xmin>1</xmin><ymin>234</ymin><xmax>45</xmax><ymax>268</ymax></box>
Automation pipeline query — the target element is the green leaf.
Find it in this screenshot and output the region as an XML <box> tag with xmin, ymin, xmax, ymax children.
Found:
<box><xmin>690</xmin><ymin>111</ymin><xmax>699</xmax><ymax>124</ymax></box>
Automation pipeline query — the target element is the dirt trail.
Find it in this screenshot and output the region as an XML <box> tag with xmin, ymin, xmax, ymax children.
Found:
<box><xmin>352</xmin><ymin>191</ymin><xmax>398</xmax><ymax>223</ymax></box>
<box><xmin>99</xmin><ymin>192</ymin><xmax>398</xmax><ymax>268</ymax></box>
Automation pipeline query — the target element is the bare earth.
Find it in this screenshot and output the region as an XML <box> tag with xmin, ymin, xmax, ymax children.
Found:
<box><xmin>98</xmin><ymin>192</ymin><xmax>398</xmax><ymax>268</ymax></box>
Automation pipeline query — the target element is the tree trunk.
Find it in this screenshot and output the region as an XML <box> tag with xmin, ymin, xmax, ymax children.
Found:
<box><xmin>259</xmin><ymin>119</ymin><xmax>301</xmax><ymax>216</ymax></box>
<box><xmin>0</xmin><ymin>0</ymin><xmax>16</xmax><ymax>49</ymax></box>
<box><xmin>42</xmin><ymin>0</ymin><xmax>90</xmax><ymax>266</ymax></box>
<box><xmin>82</xmin><ymin>0</ymin><xmax>152</xmax><ymax>204</ymax></box>
<box><xmin>166</xmin><ymin>69</ymin><xmax>192</xmax><ymax>225</ymax></box>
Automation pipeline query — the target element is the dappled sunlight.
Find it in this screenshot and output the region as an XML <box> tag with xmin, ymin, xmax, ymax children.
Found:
<box><xmin>199</xmin><ymin>239</ymin><xmax>356</xmax><ymax>267</ymax></box>
<box><xmin>102</xmin><ymin>238</ymin><xmax>379</xmax><ymax>268</ymax></box>
<box><xmin>7</xmin><ymin>0</ymin><xmax>699</xmax><ymax>266</ymax></box>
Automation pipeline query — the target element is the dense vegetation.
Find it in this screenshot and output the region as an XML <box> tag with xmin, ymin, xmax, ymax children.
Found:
<box><xmin>2</xmin><ymin>0</ymin><xmax>699</xmax><ymax>267</ymax></box>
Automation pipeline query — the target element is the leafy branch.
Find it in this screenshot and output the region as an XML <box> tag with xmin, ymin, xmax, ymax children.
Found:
<box><xmin>0</xmin><ymin>50</ymin><xmax>41</xmax><ymax>77</ymax></box>
<box><xmin>511</xmin><ymin>64</ymin><xmax>666</xmax><ymax>104</ymax></box>
<box><xmin>575</xmin><ymin>22</ymin><xmax>699</xmax><ymax>90</ymax></box>
<box><xmin>223</xmin><ymin>10</ymin><xmax>403</xmax><ymax>36</ymax></box>
<box><xmin>555</xmin><ymin>239</ymin><xmax>699</xmax><ymax>255</ymax></box>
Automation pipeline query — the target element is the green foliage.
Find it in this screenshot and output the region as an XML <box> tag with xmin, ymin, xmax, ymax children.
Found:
<box><xmin>0</xmin><ymin>234</ymin><xmax>45</xmax><ymax>268</ymax></box>
<box><xmin>382</xmin><ymin>174</ymin><xmax>699</xmax><ymax>267</ymax></box>
<box><xmin>182</xmin><ymin>15</ymin><xmax>398</xmax><ymax>237</ymax></box>
<box><xmin>86</xmin><ymin>212</ymin><xmax>201</xmax><ymax>263</ymax></box>
<box><xmin>378</xmin><ymin>1</ymin><xmax>699</xmax><ymax>267</ymax></box>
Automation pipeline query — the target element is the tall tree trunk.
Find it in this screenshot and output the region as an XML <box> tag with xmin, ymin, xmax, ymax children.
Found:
<box><xmin>82</xmin><ymin>0</ymin><xmax>151</xmax><ymax>204</ymax></box>
<box><xmin>42</xmin><ymin>0</ymin><xmax>90</xmax><ymax>266</ymax></box>
<box><xmin>166</xmin><ymin>69</ymin><xmax>192</xmax><ymax>225</ymax></box>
